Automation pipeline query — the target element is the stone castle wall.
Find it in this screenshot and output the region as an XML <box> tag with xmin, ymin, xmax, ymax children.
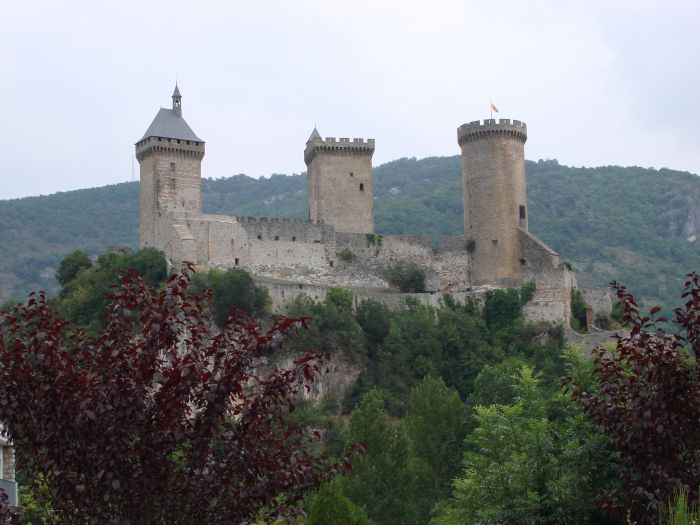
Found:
<box><xmin>519</xmin><ymin>228</ymin><xmax>575</xmax><ymax>324</ymax></box>
<box><xmin>256</xmin><ymin>276</ymin><xmax>488</xmax><ymax>314</ymax></box>
<box><xmin>580</xmin><ymin>286</ymin><xmax>613</xmax><ymax>316</ymax></box>
<box><xmin>333</xmin><ymin>233</ymin><xmax>471</xmax><ymax>290</ymax></box>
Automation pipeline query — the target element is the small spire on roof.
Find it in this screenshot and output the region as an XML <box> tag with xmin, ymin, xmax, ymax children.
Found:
<box><xmin>172</xmin><ymin>83</ymin><xmax>182</xmax><ymax>116</ymax></box>
<box><xmin>307</xmin><ymin>126</ymin><xmax>321</xmax><ymax>142</ymax></box>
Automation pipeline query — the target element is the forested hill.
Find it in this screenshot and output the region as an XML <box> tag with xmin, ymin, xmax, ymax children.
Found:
<box><xmin>1</xmin><ymin>158</ymin><xmax>698</xmax><ymax>311</ymax></box>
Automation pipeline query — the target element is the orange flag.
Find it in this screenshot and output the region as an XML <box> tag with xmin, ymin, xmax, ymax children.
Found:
<box><xmin>490</xmin><ymin>102</ymin><xmax>499</xmax><ymax>113</ymax></box>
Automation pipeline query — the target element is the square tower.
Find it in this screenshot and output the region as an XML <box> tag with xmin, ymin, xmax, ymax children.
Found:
<box><xmin>304</xmin><ymin>128</ymin><xmax>375</xmax><ymax>234</ymax></box>
<box><xmin>135</xmin><ymin>85</ymin><xmax>205</xmax><ymax>248</ymax></box>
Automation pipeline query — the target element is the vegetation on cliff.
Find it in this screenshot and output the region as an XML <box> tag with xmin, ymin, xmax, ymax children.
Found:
<box><xmin>3</xmin><ymin>249</ymin><xmax>699</xmax><ymax>523</ymax></box>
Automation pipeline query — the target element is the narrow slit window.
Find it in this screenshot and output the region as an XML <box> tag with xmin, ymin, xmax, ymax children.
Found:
<box><xmin>519</xmin><ymin>205</ymin><xmax>526</xmax><ymax>220</ymax></box>
<box><xmin>491</xmin><ymin>239</ymin><xmax>498</xmax><ymax>246</ymax></box>
<box><xmin>359</xmin><ymin>183</ymin><xmax>364</xmax><ymax>192</ymax></box>
<box><xmin>234</xmin><ymin>258</ymin><xmax>240</xmax><ymax>266</ymax></box>
<box><xmin>170</xmin><ymin>162</ymin><xmax>176</xmax><ymax>172</ymax></box>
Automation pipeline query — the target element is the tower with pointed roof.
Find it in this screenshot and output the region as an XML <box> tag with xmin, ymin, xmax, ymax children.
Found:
<box><xmin>135</xmin><ymin>85</ymin><xmax>205</xmax><ymax>248</ymax></box>
<box><xmin>304</xmin><ymin>128</ymin><xmax>375</xmax><ymax>233</ymax></box>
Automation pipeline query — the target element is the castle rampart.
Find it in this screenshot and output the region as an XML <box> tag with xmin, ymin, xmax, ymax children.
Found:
<box><xmin>457</xmin><ymin>119</ymin><xmax>528</xmax><ymax>145</ymax></box>
<box><xmin>303</xmin><ymin>137</ymin><xmax>375</xmax><ymax>164</ymax></box>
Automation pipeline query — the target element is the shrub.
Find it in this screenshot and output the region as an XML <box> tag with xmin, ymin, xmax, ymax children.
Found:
<box><xmin>570</xmin><ymin>288</ymin><xmax>588</xmax><ymax>332</ymax></box>
<box><xmin>0</xmin><ymin>266</ymin><xmax>360</xmax><ymax>523</ymax></box>
<box><xmin>340</xmin><ymin>248</ymin><xmax>355</xmax><ymax>262</ymax></box>
<box><xmin>566</xmin><ymin>273</ymin><xmax>700</xmax><ymax>523</ymax></box>
<box><xmin>385</xmin><ymin>262</ymin><xmax>426</xmax><ymax>293</ymax></box>
<box><xmin>189</xmin><ymin>267</ymin><xmax>270</xmax><ymax>325</ymax></box>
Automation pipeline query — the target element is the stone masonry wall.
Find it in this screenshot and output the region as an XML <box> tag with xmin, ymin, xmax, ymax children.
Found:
<box><xmin>334</xmin><ymin>233</ymin><xmax>471</xmax><ymax>291</ymax></box>
<box><xmin>579</xmin><ymin>286</ymin><xmax>613</xmax><ymax>316</ymax></box>
<box><xmin>519</xmin><ymin>228</ymin><xmax>574</xmax><ymax>325</ymax></box>
<box><xmin>256</xmin><ymin>276</ymin><xmax>488</xmax><ymax>314</ymax></box>
<box><xmin>1</xmin><ymin>445</ymin><xmax>14</xmax><ymax>482</ymax></box>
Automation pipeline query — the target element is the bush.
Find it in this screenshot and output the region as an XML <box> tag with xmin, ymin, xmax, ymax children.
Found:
<box><xmin>308</xmin><ymin>481</ymin><xmax>370</xmax><ymax>525</ymax></box>
<box><xmin>570</xmin><ymin>289</ymin><xmax>588</xmax><ymax>332</ymax></box>
<box><xmin>339</xmin><ymin>248</ymin><xmax>355</xmax><ymax>262</ymax></box>
<box><xmin>385</xmin><ymin>262</ymin><xmax>426</xmax><ymax>293</ymax></box>
<box><xmin>566</xmin><ymin>273</ymin><xmax>700</xmax><ymax>523</ymax></box>
<box><xmin>189</xmin><ymin>267</ymin><xmax>270</xmax><ymax>325</ymax></box>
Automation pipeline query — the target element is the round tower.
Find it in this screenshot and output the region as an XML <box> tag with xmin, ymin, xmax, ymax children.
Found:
<box><xmin>457</xmin><ymin>118</ymin><xmax>528</xmax><ymax>286</ymax></box>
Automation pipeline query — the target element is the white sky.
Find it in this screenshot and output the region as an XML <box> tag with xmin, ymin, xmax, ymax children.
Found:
<box><xmin>1</xmin><ymin>0</ymin><xmax>698</xmax><ymax>200</ymax></box>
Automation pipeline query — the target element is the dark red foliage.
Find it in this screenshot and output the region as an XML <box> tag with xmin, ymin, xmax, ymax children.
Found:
<box><xmin>0</xmin><ymin>489</ymin><xmax>21</xmax><ymax>525</ymax></box>
<box><xmin>0</xmin><ymin>266</ymin><xmax>358</xmax><ymax>524</ymax></box>
<box><xmin>567</xmin><ymin>272</ymin><xmax>700</xmax><ymax>524</ymax></box>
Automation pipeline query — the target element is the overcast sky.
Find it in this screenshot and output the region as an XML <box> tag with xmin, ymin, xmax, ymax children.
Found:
<box><xmin>1</xmin><ymin>0</ymin><xmax>698</xmax><ymax>200</ymax></box>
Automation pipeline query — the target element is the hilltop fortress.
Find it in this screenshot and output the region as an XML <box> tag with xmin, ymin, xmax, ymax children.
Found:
<box><xmin>136</xmin><ymin>86</ymin><xmax>611</xmax><ymax>324</ymax></box>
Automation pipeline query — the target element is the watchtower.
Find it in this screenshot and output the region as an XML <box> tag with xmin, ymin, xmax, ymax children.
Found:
<box><xmin>304</xmin><ymin>128</ymin><xmax>375</xmax><ymax>233</ymax></box>
<box><xmin>135</xmin><ymin>85</ymin><xmax>205</xmax><ymax>247</ymax></box>
<box><xmin>457</xmin><ymin>119</ymin><xmax>528</xmax><ymax>286</ymax></box>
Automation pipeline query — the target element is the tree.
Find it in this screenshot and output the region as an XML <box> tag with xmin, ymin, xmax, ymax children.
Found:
<box><xmin>341</xmin><ymin>389</ymin><xmax>415</xmax><ymax>524</ymax></box>
<box><xmin>189</xmin><ymin>267</ymin><xmax>270</xmax><ymax>325</ymax></box>
<box><xmin>54</xmin><ymin>247</ymin><xmax>168</xmax><ymax>331</ymax></box>
<box><xmin>566</xmin><ymin>273</ymin><xmax>700</xmax><ymax>524</ymax></box>
<box><xmin>402</xmin><ymin>376</ymin><xmax>466</xmax><ymax>522</ymax></box>
<box><xmin>433</xmin><ymin>366</ymin><xmax>620</xmax><ymax>525</ymax></box>
<box><xmin>355</xmin><ymin>298</ymin><xmax>392</xmax><ymax>347</ymax></box>
<box><xmin>307</xmin><ymin>480</ymin><xmax>370</xmax><ymax>525</ymax></box>
<box><xmin>54</xmin><ymin>250</ymin><xmax>93</xmax><ymax>286</ymax></box>
<box><xmin>0</xmin><ymin>266</ymin><xmax>357</xmax><ymax>524</ymax></box>
<box><xmin>284</xmin><ymin>289</ymin><xmax>365</xmax><ymax>361</ymax></box>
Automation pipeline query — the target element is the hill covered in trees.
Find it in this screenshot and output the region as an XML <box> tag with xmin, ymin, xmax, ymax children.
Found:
<box><xmin>1</xmin><ymin>158</ymin><xmax>698</xmax><ymax>310</ymax></box>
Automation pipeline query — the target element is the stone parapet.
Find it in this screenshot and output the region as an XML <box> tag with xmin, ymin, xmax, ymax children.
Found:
<box><xmin>136</xmin><ymin>136</ymin><xmax>205</xmax><ymax>161</ymax></box>
<box><xmin>304</xmin><ymin>136</ymin><xmax>375</xmax><ymax>164</ymax></box>
<box><xmin>457</xmin><ymin>119</ymin><xmax>527</xmax><ymax>146</ymax></box>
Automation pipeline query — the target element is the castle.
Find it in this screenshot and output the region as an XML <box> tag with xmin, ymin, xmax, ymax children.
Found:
<box><xmin>136</xmin><ymin>86</ymin><xmax>611</xmax><ymax>324</ymax></box>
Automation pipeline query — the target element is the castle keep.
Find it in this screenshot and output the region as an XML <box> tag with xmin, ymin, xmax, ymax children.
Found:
<box><xmin>137</xmin><ymin>86</ymin><xmax>606</xmax><ymax>324</ymax></box>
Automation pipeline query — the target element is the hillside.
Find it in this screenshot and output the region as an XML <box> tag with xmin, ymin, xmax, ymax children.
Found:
<box><xmin>1</xmin><ymin>158</ymin><xmax>698</xmax><ymax>311</ymax></box>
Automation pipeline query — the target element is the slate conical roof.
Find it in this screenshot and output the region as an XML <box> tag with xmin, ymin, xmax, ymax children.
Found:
<box><xmin>307</xmin><ymin>126</ymin><xmax>321</xmax><ymax>142</ymax></box>
<box><xmin>172</xmin><ymin>83</ymin><xmax>181</xmax><ymax>98</ymax></box>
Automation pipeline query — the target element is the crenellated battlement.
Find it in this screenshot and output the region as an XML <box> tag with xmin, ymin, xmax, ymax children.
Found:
<box><xmin>236</xmin><ymin>216</ymin><xmax>315</xmax><ymax>225</ymax></box>
<box><xmin>135</xmin><ymin>136</ymin><xmax>205</xmax><ymax>161</ymax></box>
<box><xmin>457</xmin><ymin>119</ymin><xmax>527</xmax><ymax>146</ymax></box>
<box><xmin>304</xmin><ymin>136</ymin><xmax>375</xmax><ymax>164</ymax></box>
